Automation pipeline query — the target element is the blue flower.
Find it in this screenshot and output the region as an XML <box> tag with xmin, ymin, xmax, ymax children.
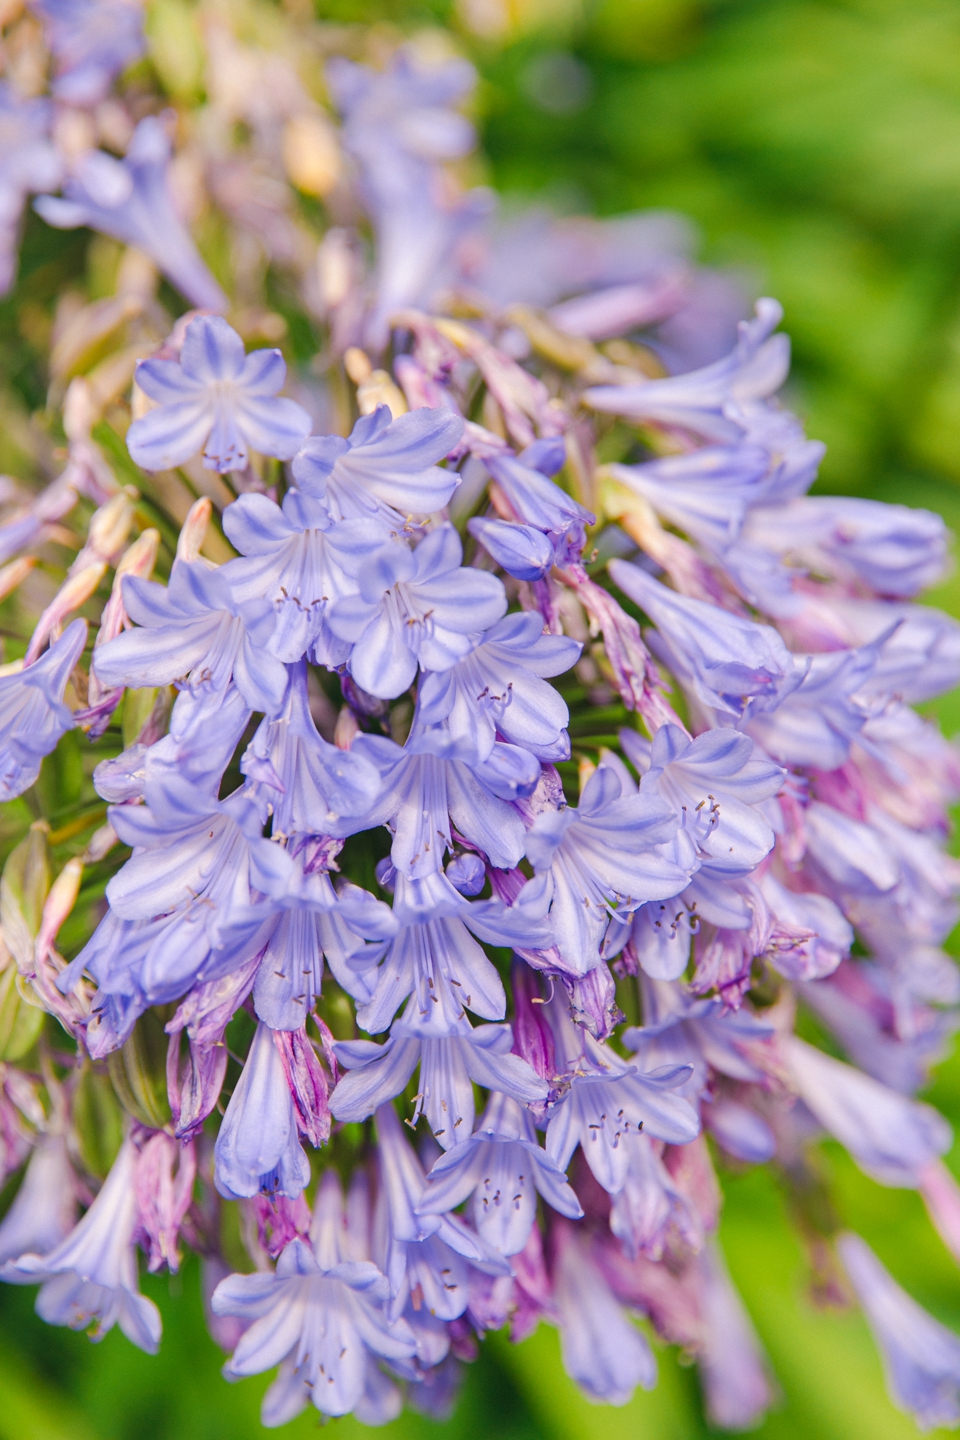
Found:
<box><xmin>602</xmin><ymin>444</ymin><xmax>772</xmax><ymax>555</ymax></box>
<box><xmin>481</xmin><ymin>450</ymin><xmax>593</xmax><ymax>570</ymax></box>
<box><xmin>240</xmin><ymin>661</ymin><xmax>382</xmax><ymax>834</ymax></box>
<box><xmin>521</xmin><ymin>764</ymin><xmax>687</xmax><ymax>977</ymax></box>
<box><xmin>127</xmin><ymin>316</ymin><xmax>311</xmax><ymax>475</ymax></box>
<box><xmin>467</xmin><ymin>516</ymin><xmax>554</xmax><ymax>581</ymax></box>
<box><xmin>93</xmin><ymin>560</ymin><xmax>289</xmax><ymax>716</ymax></box>
<box><xmin>337</xmin><ymin>870</ymin><xmax>550</xmax><ymax>1037</ymax></box>
<box><xmin>585</xmin><ymin>299</ymin><xmax>789</xmax><ymax>444</ymax></box>
<box><xmin>413</xmin><ymin>611</ymin><xmax>581</xmax><ymax>766</ymax></box>
<box><xmin>622</xmin><ymin>724</ymin><xmax>783</xmax><ymax>882</ymax></box>
<box><xmin>36</xmin><ymin>118</ymin><xmax>227</xmax><ymax>311</ymax></box>
<box><xmin>745</xmin><ymin>639</ymin><xmax>883</xmax><ymax>771</ymax></box>
<box><xmin>330</xmin><ymin>1017</ymin><xmax>548</xmax><ymax>1148</ymax></box>
<box><xmin>222</xmin><ymin>493</ymin><xmax>365</xmax><ymax>667</ymax></box>
<box><xmin>327</xmin><ymin>51</ymin><xmax>489</xmax><ymax>344</ymax></box>
<box><xmin>0</xmin><ymin>618</ymin><xmax>86</xmax><ymax>801</ymax></box>
<box><xmin>0</xmin><ymin>84</ymin><xmax>62</xmax><ymax>293</ymax></box>
<box><xmin>212</xmin><ymin>1172</ymin><xmax>416</xmax><ymax>1424</ymax></box>
<box><xmin>291</xmin><ymin>405</ymin><xmax>464</xmax><ymax>522</ymax></box>
<box><xmin>214</xmin><ymin>1021</ymin><xmax>310</xmax><ymax>1200</ymax></box>
<box><xmin>417</xmin><ymin>1091</ymin><xmax>582</xmax><ymax>1256</ymax></box>
<box><xmin>785</xmin><ymin>1034</ymin><xmax>951</xmax><ymax>1186</ymax></box>
<box><xmin>609</xmin><ymin>557</ymin><xmax>806</xmax><ymax>721</ymax></box>
<box><xmin>744</xmin><ymin>495</ymin><xmax>949</xmax><ymax>599</ymax></box>
<box><xmin>553</xmin><ymin>1221</ymin><xmax>657</xmax><ymax>1405</ymax></box>
<box><xmin>373</xmin><ymin>1103</ymin><xmax>509</xmax><ymax>1335</ymax></box>
<box><xmin>332</xmin><ymin>738</ymin><xmax>531</xmax><ymax>877</ymax></box>
<box><xmin>34</xmin><ymin>0</ymin><xmax>146</xmax><ymax>106</ymax></box>
<box><xmin>838</xmin><ymin>1231</ymin><xmax>960</xmax><ymax>1430</ymax></box>
<box><xmin>328</xmin><ymin>524</ymin><xmax>507</xmax><ymax>699</ymax></box>
<box><xmin>544</xmin><ymin>992</ymin><xmax>700</xmax><ymax>1194</ymax></box>
<box><xmin>3</xmin><ymin>1138</ymin><xmax>161</xmax><ymax>1352</ymax></box>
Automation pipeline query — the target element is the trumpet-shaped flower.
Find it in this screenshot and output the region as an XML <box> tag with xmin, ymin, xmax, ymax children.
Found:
<box><xmin>413</xmin><ymin>611</ymin><xmax>580</xmax><ymax>766</ymax></box>
<box><xmin>0</xmin><ymin>618</ymin><xmax>86</xmax><ymax>801</ymax></box>
<box><xmin>214</xmin><ymin>1022</ymin><xmax>311</xmax><ymax>1200</ymax></box>
<box><xmin>127</xmin><ymin>316</ymin><xmax>311</xmax><ymax>474</ymax></box>
<box><xmin>330</xmin><ymin>1015</ymin><xmax>548</xmax><ymax>1148</ymax></box>
<box><xmin>522</xmin><ymin>764</ymin><xmax>687</xmax><ymax>976</ymax></box>
<box><xmin>0</xmin><ymin>85</ymin><xmax>63</xmax><ymax>293</ymax></box>
<box><xmin>213</xmin><ymin>1171</ymin><xmax>416</xmax><ymax>1425</ymax></box>
<box><xmin>34</xmin><ymin>0</ymin><xmax>146</xmax><ymax>106</ymax></box>
<box><xmin>838</xmin><ymin>1231</ymin><xmax>960</xmax><ymax>1431</ymax></box>
<box><xmin>36</xmin><ymin>119</ymin><xmax>227</xmax><ymax>311</ymax></box>
<box><xmin>291</xmin><ymin>405</ymin><xmax>464</xmax><ymax>522</ymax></box>
<box><xmin>328</xmin><ymin>524</ymin><xmax>507</xmax><ymax>699</ymax></box>
<box><xmin>417</xmin><ymin>1091</ymin><xmax>582</xmax><ymax>1255</ymax></box>
<box><xmin>93</xmin><ymin>559</ymin><xmax>288</xmax><ymax>716</ymax></box>
<box><xmin>3</xmin><ymin>1138</ymin><xmax>161</xmax><ymax>1352</ymax></box>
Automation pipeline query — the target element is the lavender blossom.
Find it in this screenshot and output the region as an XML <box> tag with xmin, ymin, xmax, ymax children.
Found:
<box><xmin>0</xmin><ymin>1136</ymin><xmax>76</xmax><ymax>1264</ymax></box>
<box><xmin>545</xmin><ymin>994</ymin><xmax>700</xmax><ymax>1193</ymax></box>
<box><xmin>522</xmin><ymin>764</ymin><xmax>687</xmax><ymax>976</ymax></box>
<box><xmin>609</xmin><ymin>557</ymin><xmax>806</xmax><ymax>721</ymax></box>
<box><xmin>330</xmin><ymin>1017</ymin><xmax>549</xmax><ymax>1147</ymax></box>
<box><xmin>214</xmin><ymin>1022</ymin><xmax>311</xmax><ymax>1201</ymax></box>
<box><xmin>291</xmin><ymin>404</ymin><xmax>464</xmax><ymax>521</ymax></box>
<box><xmin>93</xmin><ymin>560</ymin><xmax>289</xmax><ymax>715</ymax></box>
<box><xmin>585</xmin><ymin>299</ymin><xmax>790</xmax><ymax>443</ymax></box>
<box><xmin>553</xmin><ymin>1221</ymin><xmax>657</xmax><ymax>1404</ymax></box>
<box><xmin>412</xmin><ymin>611</ymin><xmax>581</xmax><ymax>765</ymax></box>
<box><xmin>0</xmin><ymin>618</ymin><xmax>86</xmax><ymax>800</ymax></box>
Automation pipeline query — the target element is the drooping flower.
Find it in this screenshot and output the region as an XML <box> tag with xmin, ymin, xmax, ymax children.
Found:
<box><xmin>213</xmin><ymin>1171</ymin><xmax>416</xmax><ymax>1426</ymax></box>
<box><xmin>553</xmin><ymin>1220</ymin><xmax>658</xmax><ymax>1405</ymax></box>
<box><xmin>36</xmin><ymin>119</ymin><xmax>227</xmax><ymax>311</ymax></box>
<box><xmin>330</xmin><ymin>1015</ymin><xmax>549</xmax><ymax>1147</ymax></box>
<box><xmin>784</xmin><ymin>1035</ymin><xmax>951</xmax><ymax>1186</ymax></box>
<box><xmin>126</xmin><ymin>316</ymin><xmax>311</xmax><ymax>474</ymax></box>
<box><xmin>214</xmin><ymin>1021</ymin><xmax>311</xmax><ymax>1201</ymax></box>
<box><xmin>838</xmin><ymin>1231</ymin><xmax>960</xmax><ymax>1431</ymax></box>
<box><xmin>521</xmin><ymin>763</ymin><xmax>687</xmax><ymax>977</ymax></box>
<box><xmin>3</xmin><ymin>1137</ymin><xmax>161</xmax><ymax>1352</ymax></box>
<box><xmin>544</xmin><ymin>994</ymin><xmax>700</xmax><ymax>1194</ymax></box>
<box><xmin>417</xmin><ymin>1091</ymin><xmax>583</xmax><ymax>1255</ymax></box>
<box><xmin>0</xmin><ymin>618</ymin><xmax>86</xmax><ymax>801</ymax></box>
<box><xmin>609</xmin><ymin>557</ymin><xmax>805</xmax><ymax>722</ymax></box>
<box><xmin>0</xmin><ymin>85</ymin><xmax>63</xmax><ymax>294</ymax></box>
<box><xmin>0</xmin><ymin>1135</ymin><xmax>76</xmax><ymax>1265</ymax></box>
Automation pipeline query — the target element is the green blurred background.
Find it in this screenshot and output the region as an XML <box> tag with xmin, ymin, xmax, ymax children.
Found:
<box><xmin>7</xmin><ymin>0</ymin><xmax>960</xmax><ymax>1434</ymax></box>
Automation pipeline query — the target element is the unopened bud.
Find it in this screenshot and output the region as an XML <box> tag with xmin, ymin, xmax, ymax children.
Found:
<box><xmin>176</xmin><ymin>497</ymin><xmax>213</xmax><ymax>565</ymax></box>
<box><xmin>24</xmin><ymin>561</ymin><xmax>107</xmax><ymax>665</ymax></box>
<box><xmin>282</xmin><ymin>114</ymin><xmax>341</xmax><ymax>197</ymax></box>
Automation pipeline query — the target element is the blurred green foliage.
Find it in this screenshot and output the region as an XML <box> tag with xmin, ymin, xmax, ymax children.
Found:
<box><xmin>5</xmin><ymin>0</ymin><xmax>960</xmax><ymax>1435</ymax></box>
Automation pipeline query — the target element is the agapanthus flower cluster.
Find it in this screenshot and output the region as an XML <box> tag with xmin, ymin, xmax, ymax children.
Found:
<box><xmin>0</xmin><ymin>2</ymin><xmax>958</xmax><ymax>1432</ymax></box>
